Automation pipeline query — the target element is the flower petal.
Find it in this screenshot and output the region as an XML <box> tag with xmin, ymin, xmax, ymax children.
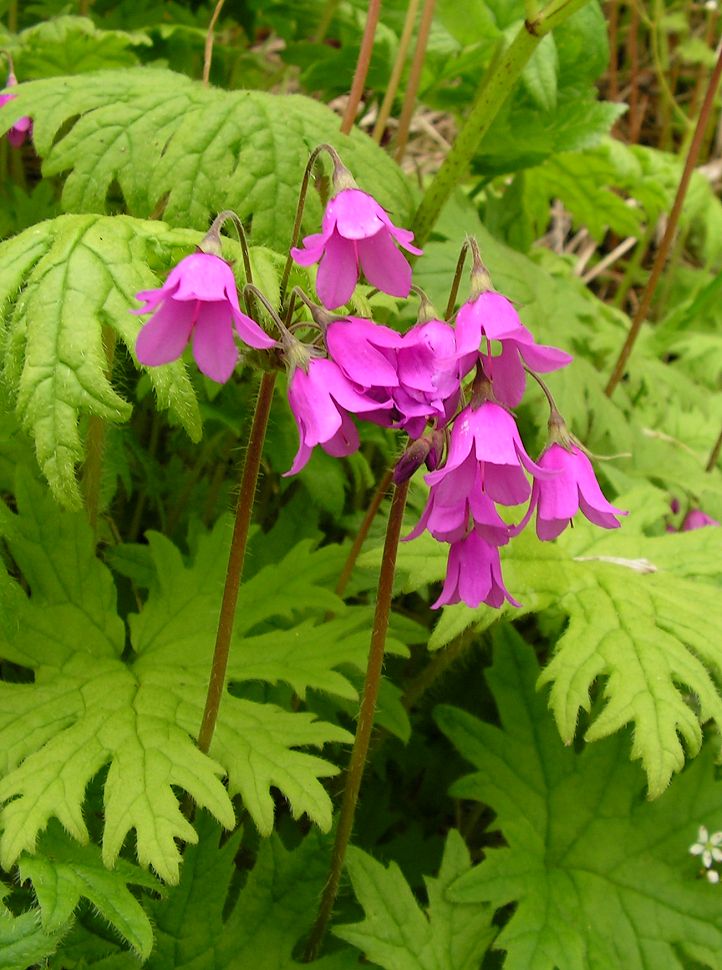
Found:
<box><xmin>357</xmin><ymin>231</ymin><xmax>413</xmax><ymax>299</ymax></box>
<box><xmin>135</xmin><ymin>299</ymin><xmax>195</xmax><ymax>367</ymax></box>
<box><xmin>192</xmin><ymin>302</ymin><xmax>239</xmax><ymax>383</ymax></box>
<box><xmin>316</xmin><ymin>232</ymin><xmax>358</xmax><ymax>309</ymax></box>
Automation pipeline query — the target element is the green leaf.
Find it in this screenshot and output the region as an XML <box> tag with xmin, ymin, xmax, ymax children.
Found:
<box><xmin>387</xmin><ymin>486</ymin><xmax>722</xmax><ymax>797</ymax></box>
<box><xmin>15</xmin><ymin>16</ymin><xmax>150</xmax><ymax>77</ymax></box>
<box><xmin>19</xmin><ymin>821</ymin><xmax>158</xmax><ymax>959</ymax></box>
<box><xmin>521</xmin><ymin>33</ymin><xmax>558</xmax><ymax>112</ymax></box>
<box><xmin>436</xmin><ymin>625</ymin><xmax>722</xmax><ymax>970</ymax></box>
<box><xmin>0</xmin><ymin>473</ymin><xmax>350</xmax><ymax>882</ymax></box>
<box><xmin>143</xmin><ymin>812</ymin><xmax>357</xmax><ymax>969</ymax></box>
<box><xmin>0</xmin><ymin>886</ymin><xmax>63</xmax><ymax>970</ymax></box>
<box><xmin>3</xmin><ymin>67</ymin><xmax>416</xmax><ymax>249</ymax></box>
<box><xmin>0</xmin><ymin>214</ymin><xmax>208</xmax><ymax>507</ymax></box>
<box><xmin>335</xmin><ymin>830</ymin><xmax>495</xmax><ymax>969</ymax></box>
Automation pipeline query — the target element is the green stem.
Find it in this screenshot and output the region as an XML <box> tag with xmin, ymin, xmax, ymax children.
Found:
<box><xmin>8</xmin><ymin>0</ymin><xmax>17</xmax><ymax>31</ymax></box>
<box><xmin>304</xmin><ymin>479</ymin><xmax>410</xmax><ymax>961</ymax></box>
<box><xmin>706</xmin><ymin>425</ymin><xmax>722</xmax><ymax>473</ymax></box>
<box><xmin>197</xmin><ymin>371</ymin><xmax>277</xmax><ymax>755</ymax></box>
<box><xmin>81</xmin><ymin>327</ymin><xmax>117</xmax><ymax>535</ymax></box>
<box><xmin>372</xmin><ymin>0</ymin><xmax>420</xmax><ymax>143</ymax></box>
<box><xmin>203</xmin><ymin>0</ymin><xmax>227</xmax><ymax>85</ymax></box>
<box><xmin>605</xmin><ymin>43</ymin><xmax>722</xmax><ymax>397</ymax></box>
<box><xmin>411</xmin><ymin>0</ymin><xmax>591</xmax><ymax>247</ymax></box>
<box><xmin>315</xmin><ymin>0</ymin><xmax>341</xmax><ymax>42</ymax></box>
<box><xmin>394</xmin><ymin>0</ymin><xmax>436</xmax><ymax>163</ymax></box>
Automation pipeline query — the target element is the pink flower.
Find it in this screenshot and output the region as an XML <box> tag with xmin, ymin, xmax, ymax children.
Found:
<box><xmin>133</xmin><ymin>252</ymin><xmax>275</xmax><ymax>383</ymax></box>
<box><xmin>406</xmin><ymin>454</ymin><xmax>510</xmax><ymax>546</ymax></box>
<box><xmin>286</xmin><ymin>357</ymin><xmax>391</xmax><ymax>475</ymax></box>
<box><xmin>0</xmin><ymin>72</ymin><xmax>32</xmax><ymax>148</ymax></box>
<box><xmin>432</xmin><ymin>530</ymin><xmax>520</xmax><ymax>610</ymax></box>
<box><xmin>291</xmin><ymin>188</ymin><xmax>422</xmax><ymax>309</ymax></box>
<box><xmin>456</xmin><ymin>292</ymin><xmax>572</xmax><ymax>407</ymax></box>
<box><xmin>519</xmin><ymin>443</ymin><xmax>626</xmax><ymax>541</ymax></box>
<box><xmin>426</xmin><ymin>402</ymin><xmax>552</xmax><ymax>506</ymax></box>
<box><xmin>682</xmin><ymin>509</ymin><xmax>719</xmax><ymax>531</ymax></box>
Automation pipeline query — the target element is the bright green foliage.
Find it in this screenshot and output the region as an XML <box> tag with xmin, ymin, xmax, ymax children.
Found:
<box><xmin>14</xmin><ymin>16</ymin><xmax>151</xmax><ymax>76</ymax></box>
<box><xmin>0</xmin><ymin>214</ymin><xmax>208</xmax><ymax>506</ymax></box>
<box><xmin>140</xmin><ymin>812</ymin><xmax>356</xmax><ymax>969</ymax></box>
<box><xmin>389</xmin><ymin>488</ymin><xmax>722</xmax><ymax>797</ymax></box>
<box><xmin>437</xmin><ymin>626</ymin><xmax>722</xmax><ymax>970</ymax></box>
<box><xmin>335</xmin><ymin>830</ymin><xmax>495</xmax><ymax>969</ymax></box>
<box><xmin>1</xmin><ymin>68</ymin><xmax>416</xmax><ymax>248</ymax></box>
<box><xmin>0</xmin><ymin>886</ymin><xmax>63</xmax><ymax>970</ymax></box>
<box><xmin>0</xmin><ymin>473</ymin><xmax>351</xmax><ymax>883</ymax></box>
<box><xmin>19</xmin><ymin>822</ymin><xmax>157</xmax><ymax>959</ymax></box>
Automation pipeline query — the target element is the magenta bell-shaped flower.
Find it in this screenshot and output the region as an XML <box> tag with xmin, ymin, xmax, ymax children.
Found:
<box><xmin>426</xmin><ymin>401</ymin><xmax>554</xmax><ymax>506</ymax></box>
<box><xmin>133</xmin><ymin>252</ymin><xmax>276</xmax><ymax>383</ymax></box>
<box><xmin>432</xmin><ymin>530</ymin><xmax>520</xmax><ymax>610</ymax></box>
<box><xmin>518</xmin><ymin>443</ymin><xmax>627</xmax><ymax>540</ymax></box>
<box><xmin>286</xmin><ymin>357</ymin><xmax>392</xmax><ymax>475</ymax></box>
<box><xmin>291</xmin><ymin>188</ymin><xmax>422</xmax><ymax>309</ymax></box>
<box><xmin>456</xmin><ymin>292</ymin><xmax>572</xmax><ymax>407</ymax></box>
<box><xmin>0</xmin><ymin>72</ymin><xmax>32</xmax><ymax>147</ymax></box>
<box><xmin>681</xmin><ymin>508</ymin><xmax>720</xmax><ymax>531</ymax></box>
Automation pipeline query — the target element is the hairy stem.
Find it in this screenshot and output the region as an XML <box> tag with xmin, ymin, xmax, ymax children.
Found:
<box><xmin>197</xmin><ymin>371</ymin><xmax>277</xmax><ymax>754</ymax></box>
<box><xmin>372</xmin><ymin>0</ymin><xmax>420</xmax><ymax>143</ymax></box>
<box><xmin>336</xmin><ymin>467</ymin><xmax>394</xmax><ymax>597</ymax></box>
<box><xmin>304</xmin><ymin>479</ymin><xmax>410</xmax><ymax>961</ymax></box>
<box><xmin>605</xmin><ymin>43</ymin><xmax>722</xmax><ymax>397</ymax></box>
<box><xmin>394</xmin><ymin>0</ymin><xmax>436</xmax><ymax>163</ymax></box>
<box><xmin>340</xmin><ymin>0</ymin><xmax>382</xmax><ymax>135</ymax></box>
<box><xmin>203</xmin><ymin>0</ymin><xmax>226</xmax><ymax>85</ymax></box>
<box><xmin>411</xmin><ymin>0</ymin><xmax>591</xmax><ymax>247</ymax></box>
<box><xmin>315</xmin><ymin>0</ymin><xmax>341</xmax><ymax>41</ymax></box>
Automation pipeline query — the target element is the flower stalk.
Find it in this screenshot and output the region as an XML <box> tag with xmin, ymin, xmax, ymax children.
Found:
<box><xmin>197</xmin><ymin>369</ymin><xmax>277</xmax><ymax>755</ymax></box>
<box><xmin>304</xmin><ymin>478</ymin><xmax>410</xmax><ymax>961</ymax></box>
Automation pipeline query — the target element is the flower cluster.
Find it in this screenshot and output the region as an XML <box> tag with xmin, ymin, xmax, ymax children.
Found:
<box><xmin>690</xmin><ymin>826</ymin><xmax>722</xmax><ymax>883</ymax></box>
<box><xmin>133</xmin><ymin>147</ymin><xmax>627</xmax><ymax>611</ymax></box>
<box><xmin>0</xmin><ymin>70</ymin><xmax>32</xmax><ymax>148</ymax></box>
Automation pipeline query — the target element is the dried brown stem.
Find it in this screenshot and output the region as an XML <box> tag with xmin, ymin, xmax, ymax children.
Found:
<box><xmin>394</xmin><ymin>0</ymin><xmax>436</xmax><ymax>162</ymax></box>
<box><xmin>203</xmin><ymin>0</ymin><xmax>227</xmax><ymax>86</ymax></box>
<box><xmin>341</xmin><ymin>0</ymin><xmax>383</xmax><ymax>134</ymax></box>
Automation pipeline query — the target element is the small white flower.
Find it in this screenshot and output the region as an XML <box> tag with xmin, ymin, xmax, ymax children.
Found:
<box><xmin>707</xmin><ymin>869</ymin><xmax>720</xmax><ymax>884</ymax></box>
<box><xmin>690</xmin><ymin>826</ymin><xmax>722</xmax><ymax>869</ymax></box>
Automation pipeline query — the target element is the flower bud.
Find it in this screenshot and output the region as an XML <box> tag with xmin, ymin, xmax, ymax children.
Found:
<box><xmin>393</xmin><ymin>437</ymin><xmax>432</xmax><ymax>484</ymax></box>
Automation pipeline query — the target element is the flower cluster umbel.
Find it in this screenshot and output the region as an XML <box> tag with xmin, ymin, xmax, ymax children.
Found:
<box><xmin>133</xmin><ymin>147</ymin><xmax>626</xmax><ymax>610</ymax></box>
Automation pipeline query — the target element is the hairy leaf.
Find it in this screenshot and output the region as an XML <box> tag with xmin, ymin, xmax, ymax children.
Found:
<box><xmin>2</xmin><ymin>68</ymin><xmax>416</xmax><ymax>248</ymax></box>
<box><xmin>0</xmin><ymin>886</ymin><xmax>63</xmax><ymax>970</ymax></box>
<box><xmin>19</xmin><ymin>821</ymin><xmax>158</xmax><ymax>959</ymax></box>
<box><xmin>335</xmin><ymin>830</ymin><xmax>495</xmax><ymax>969</ymax></box>
<box><xmin>0</xmin><ymin>215</ymin><xmax>211</xmax><ymax>506</ymax></box>
<box><xmin>437</xmin><ymin>625</ymin><xmax>722</xmax><ymax>969</ymax></box>
<box><xmin>0</xmin><ymin>474</ymin><xmax>350</xmax><ymax>882</ymax></box>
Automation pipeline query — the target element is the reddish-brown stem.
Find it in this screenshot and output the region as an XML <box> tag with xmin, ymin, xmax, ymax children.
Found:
<box><xmin>335</xmin><ymin>467</ymin><xmax>394</xmax><ymax>597</ymax></box>
<box><xmin>372</xmin><ymin>0</ymin><xmax>420</xmax><ymax>143</ymax></box>
<box><xmin>197</xmin><ymin>371</ymin><xmax>277</xmax><ymax>754</ymax></box>
<box><xmin>203</xmin><ymin>0</ymin><xmax>226</xmax><ymax>86</ymax></box>
<box><xmin>303</xmin><ymin>479</ymin><xmax>410</xmax><ymax>961</ymax></box>
<box><xmin>605</xmin><ymin>44</ymin><xmax>722</xmax><ymax>397</ymax></box>
<box><xmin>394</xmin><ymin>0</ymin><xmax>436</xmax><ymax>163</ymax></box>
<box><xmin>607</xmin><ymin>0</ymin><xmax>620</xmax><ymax>102</ymax></box>
<box><xmin>340</xmin><ymin>0</ymin><xmax>383</xmax><ymax>134</ymax></box>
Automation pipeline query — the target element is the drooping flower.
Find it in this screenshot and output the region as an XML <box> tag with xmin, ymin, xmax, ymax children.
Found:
<box><xmin>291</xmin><ymin>188</ymin><xmax>422</xmax><ymax>309</ymax></box>
<box><xmin>426</xmin><ymin>401</ymin><xmax>552</xmax><ymax>506</ymax></box>
<box><xmin>285</xmin><ymin>356</ymin><xmax>392</xmax><ymax>475</ymax></box>
<box><xmin>456</xmin><ymin>291</ymin><xmax>572</xmax><ymax>407</ymax></box>
<box><xmin>432</xmin><ymin>530</ymin><xmax>519</xmax><ymax>609</ymax></box>
<box><xmin>406</xmin><ymin>454</ymin><xmax>510</xmax><ymax>546</ymax></box>
<box><xmin>134</xmin><ymin>252</ymin><xmax>275</xmax><ymax>383</ymax></box>
<box><xmin>0</xmin><ymin>72</ymin><xmax>32</xmax><ymax>148</ymax></box>
<box><xmin>681</xmin><ymin>508</ymin><xmax>719</xmax><ymax>531</ymax></box>
<box><xmin>518</xmin><ymin>443</ymin><xmax>626</xmax><ymax>541</ymax></box>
